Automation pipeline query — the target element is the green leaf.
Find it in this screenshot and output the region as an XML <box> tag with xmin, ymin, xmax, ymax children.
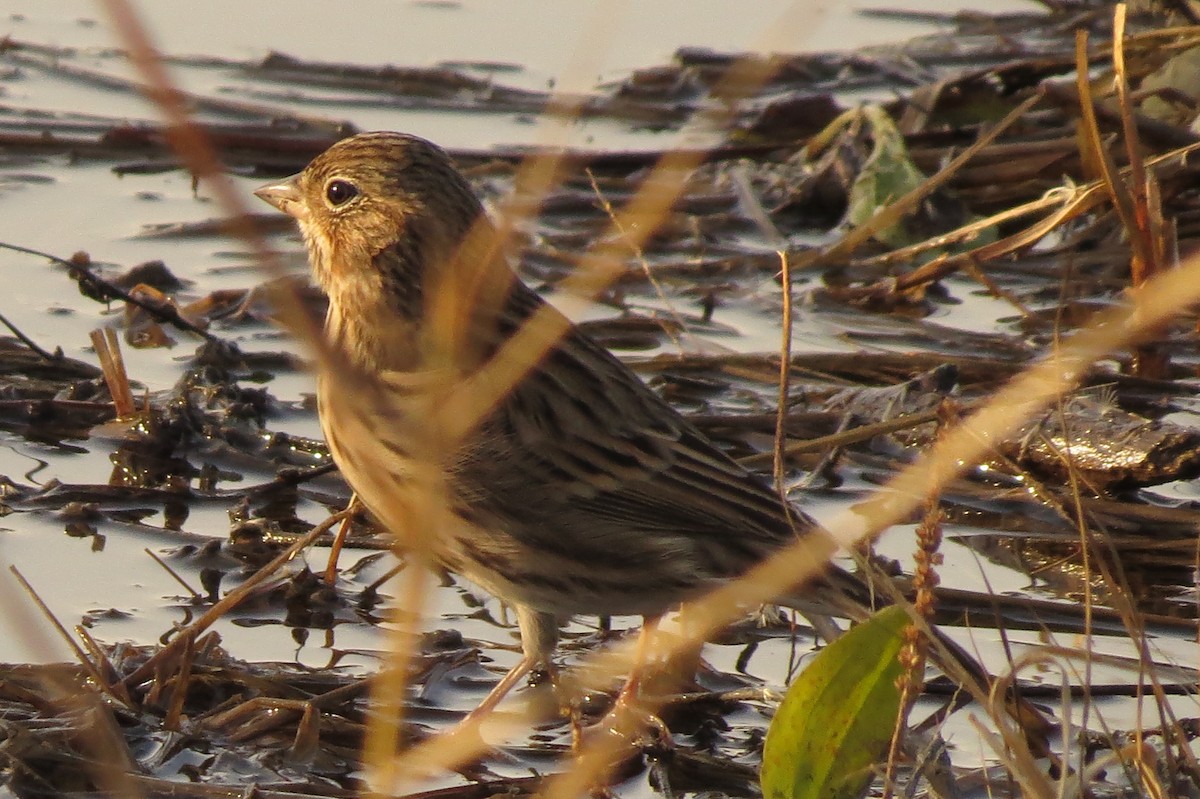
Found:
<box><xmin>760</xmin><ymin>605</ymin><xmax>909</xmax><ymax>799</ymax></box>
<box><xmin>844</xmin><ymin>105</ymin><xmax>927</xmax><ymax>249</ymax></box>
<box><xmin>843</xmin><ymin>105</ymin><xmax>997</xmax><ymax>258</ymax></box>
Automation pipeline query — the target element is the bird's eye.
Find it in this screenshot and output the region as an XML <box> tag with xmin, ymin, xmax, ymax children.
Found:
<box><xmin>325</xmin><ymin>179</ymin><xmax>359</xmax><ymax>207</ymax></box>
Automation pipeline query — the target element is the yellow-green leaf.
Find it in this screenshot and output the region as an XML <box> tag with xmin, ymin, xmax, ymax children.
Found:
<box><xmin>760</xmin><ymin>605</ymin><xmax>909</xmax><ymax>799</ymax></box>
<box><xmin>844</xmin><ymin>105</ymin><xmax>927</xmax><ymax>249</ymax></box>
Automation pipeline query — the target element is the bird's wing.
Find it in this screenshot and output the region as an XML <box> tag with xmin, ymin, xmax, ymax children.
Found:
<box><xmin>449</xmin><ymin>280</ymin><xmax>817</xmax><ymax>580</ymax></box>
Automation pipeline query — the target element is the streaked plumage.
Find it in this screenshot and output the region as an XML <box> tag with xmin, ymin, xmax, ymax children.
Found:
<box><xmin>255</xmin><ymin>131</ymin><xmax>875</xmax><ymax>694</ymax></box>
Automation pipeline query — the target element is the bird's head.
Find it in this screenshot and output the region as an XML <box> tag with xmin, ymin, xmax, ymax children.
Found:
<box><xmin>256</xmin><ymin>131</ymin><xmax>514</xmax><ymax>368</ymax></box>
<box><xmin>256</xmin><ymin>132</ymin><xmax>490</xmax><ymax>308</ymax></box>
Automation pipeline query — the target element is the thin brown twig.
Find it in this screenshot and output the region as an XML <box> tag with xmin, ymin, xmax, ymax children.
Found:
<box><xmin>1049</xmin><ymin>389</ymin><xmax>1109</xmax><ymax>775</ymax></box>
<box><xmin>772</xmin><ymin>250</ymin><xmax>793</xmax><ymax>502</ymax></box>
<box><xmin>9</xmin><ymin>566</ymin><xmax>127</xmax><ymax>705</ymax></box>
<box><xmin>585</xmin><ymin>169</ymin><xmax>689</xmax><ymax>352</ymax></box>
<box><xmin>0</xmin><ymin>312</ymin><xmax>60</xmax><ymax>360</ymax></box>
<box><xmin>961</xmin><ymin>259</ymin><xmax>1033</xmax><ymax>316</ymax></box>
<box><xmin>120</xmin><ymin>512</ymin><xmax>340</xmax><ymax>688</ymax></box>
<box><xmin>144</xmin><ymin>547</ymin><xmax>201</xmax><ymax>600</ymax></box>
<box><xmin>64</xmin><ymin>252</ymin><xmax>220</xmax><ymax>342</ymax></box>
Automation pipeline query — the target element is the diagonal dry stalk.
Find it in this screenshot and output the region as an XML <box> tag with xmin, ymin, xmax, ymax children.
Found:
<box><xmin>345</xmin><ymin>15</ymin><xmax>836</xmax><ymax>798</ymax></box>
<box><xmin>90</xmin><ymin>328</ymin><xmax>137</xmax><ymax>417</ymax></box>
<box><xmin>432</xmin><ymin>45</ymin><xmax>806</xmax><ymax>448</ymax></box>
<box><xmin>6</xmin><ymin>567</ymin><xmax>143</xmax><ymax>797</ymax></box>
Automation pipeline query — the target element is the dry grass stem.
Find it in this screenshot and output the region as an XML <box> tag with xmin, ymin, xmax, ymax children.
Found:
<box><xmin>960</xmin><ymin>259</ymin><xmax>1032</xmax><ymax>316</ymax></box>
<box><xmin>741</xmin><ymin>406</ymin><xmax>942</xmax><ymax>468</ymax></box>
<box><xmin>9</xmin><ymin>566</ymin><xmax>118</xmax><ymax>697</ymax></box>
<box><xmin>7</xmin><ymin>567</ymin><xmax>143</xmax><ymax>799</ymax></box>
<box><xmin>144</xmin><ymin>547</ymin><xmax>202</xmax><ymax>600</ymax></box>
<box><xmin>1076</xmin><ymin>29</ymin><xmax>1148</xmax><ymax>278</ymax></box>
<box><xmin>439</xmin><ymin>22</ymin><xmax>810</xmax><ymax>447</ymax></box>
<box><xmin>847</xmin><ymin>133</ymin><xmax>1200</xmax><ymax>302</ymax></box>
<box><xmin>638</xmin><ymin>241</ymin><xmax>1200</xmax><ymax>736</ymax></box>
<box><xmin>1112</xmin><ymin>6</ymin><xmax>1158</xmax><ymax>284</ymax></box>
<box><xmin>121</xmin><ymin>514</ymin><xmax>339</xmax><ymax>688</ymax></box>
<box><xmin>97</xmin><ymin>0</ymin><xmax>327</xmax><ymax>360</ymax></box>
<box><xmin>772</xmin><ymin>250</ymin><xmax>793</xmax><ymax>501</ymax></box>
<box><xmin>586</xmin><ymin>169</ymin><xmax>690</xmax><ymax>351</ymax></box>
<box><xmin>0</xmin><ymin>311</ymin><xmax>58</xmax><ymax>361</ymax></box>
<box><xmin>363</xmin><ymin>561</ymin><xmax>432</xmax><ymax>794</ymax></box>
<box><xmin>851</xmin><ymin>180</ymin><xmax>1063</xmax><ymax>270</ymax></box>
<box><xmin>90</xmin><ymin>328</ymin><xmax>137</xmax><ymax>416</ymax></box>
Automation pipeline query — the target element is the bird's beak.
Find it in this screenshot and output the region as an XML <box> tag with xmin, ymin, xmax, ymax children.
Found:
<box><xmin>254</xmin><ymin>175</ymin><xmax>306</xmax><ymax>220</ymax></box>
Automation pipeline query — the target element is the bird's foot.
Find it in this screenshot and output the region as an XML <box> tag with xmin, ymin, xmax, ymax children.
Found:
<box><xmin>602</xmin><ymin>691</ymin><xmax>673</xmax><ymax>749</ymax></box>
<box><xmin>566</xmin><ymin>685</ymin><xmax>674</xmax><ymax>755</ymax></box>
<box><xmin>321</xmin><ymin>496</ymin><xmax>362</xmax><ymax>585</ymax></box>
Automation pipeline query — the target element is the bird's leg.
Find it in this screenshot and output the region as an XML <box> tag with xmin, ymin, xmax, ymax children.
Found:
<box><xmin>462</xmin><ymin>655</ymin><xmax>535</xmax><ymax>723</ymax></box>
<box><xmin>605</xmin><ymin>616</ymin><xmax>671</xmax><ymax>745</ymax></box>
<box><xmin>568</xmin><ymin>617</ymin><xmax>669</xmax><ymax>754</ymax></box>
<box><xmin>322</xmin><ymin>494</ymin><xmax>360</xmax><ymax>585</ymax></box>
<box><xmin>463</xmin><ymin>606</ymin><xmax>559</xmax><ymax>724</ymax></box>
<box><xmin>616</xmin><ymin>615</ymin><xmax>658</xmax><ymax>707</ymax></box>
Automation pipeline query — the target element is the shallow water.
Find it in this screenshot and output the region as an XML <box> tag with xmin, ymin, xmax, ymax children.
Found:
<box><xmin>2</xmin><ymin>2</ymin><xmax>1190</xmax><ymax>796</ymax></box>
<box><xmin>0</xmin><ymin>0</ymin><xmax>1044</xmax><ymax>667</ymax></box>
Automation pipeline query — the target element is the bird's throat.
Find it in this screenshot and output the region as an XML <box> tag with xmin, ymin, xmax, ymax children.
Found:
<box><xmin>325</xmin><ymin>298</ymin><xmax>422</xmax><ymax>373</ymax></box>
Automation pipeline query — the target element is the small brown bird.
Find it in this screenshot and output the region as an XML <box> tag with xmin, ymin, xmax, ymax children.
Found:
<box><xmin>253</xmin><ymin>132</ymin><xmax>950</xmax><ymax>716</ymax></box>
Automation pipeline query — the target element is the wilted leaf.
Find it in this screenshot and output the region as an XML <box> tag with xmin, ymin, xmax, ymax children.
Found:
<box><xmin>842</xmin><ymin>105</ymin><xmax>996</xmax><ymax>256</ymax></box>
<box><xmin>1140</xmin><ymin>45</ymin><xmax>1200</xmax><ymax>127</ymax></box>
<box><xmin>760</xmin><ymin>605</ymin><xmax>909</xmax><ymax>799</ymax></box>
<box><xmin>845</xmin><ymin>105</ymin><xmax>927</xmax><ymax>248</ymax></box>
